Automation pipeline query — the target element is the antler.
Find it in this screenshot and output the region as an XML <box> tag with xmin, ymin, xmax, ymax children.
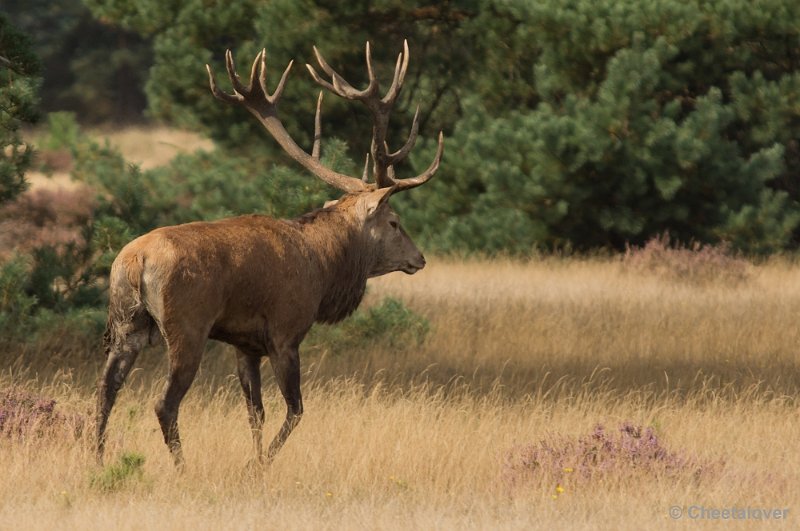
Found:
<box><xmin>206</xmin><ymin>50</ymin><xmax>368</xmax><ymax>193</ymax></box>
<box><xmin>206</xmin><ymin>42</ymin><xmax>443</xmax><ymax>194</ymax></box>
<box><xmin>306</xmin><ymin>40</ymin><xmax>444</xmax><ymax>192</ymax></box>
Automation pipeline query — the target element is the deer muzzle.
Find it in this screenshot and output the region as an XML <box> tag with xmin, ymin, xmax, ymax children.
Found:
<box><xmin>402</xmin><ymin>254</ymin><xmax>426</xmax><ymax>274</ymax></box>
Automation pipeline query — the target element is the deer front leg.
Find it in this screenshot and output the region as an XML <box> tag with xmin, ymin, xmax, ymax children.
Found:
<box><xmin>235</xmin><ymin>350</ymin><xmax>265</xmax><ymax>463</ymax></box>
<box><xmin>266</xmin><ymin>346</ymin><xmax>303</xmax><ymax>462</ymax></box>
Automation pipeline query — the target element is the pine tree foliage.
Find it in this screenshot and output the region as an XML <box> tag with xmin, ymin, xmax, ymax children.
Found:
<box><xmin>5</xmin><ymin>0</ymin><xmax>800</xmax><ymax>255</ymax></box>
<box><xmin>408</xmin><ymin>0</ymin><xmax>800</xmax><ymax>253</ymax></box>
<box><xmin>81</xmin><ymin>0</ymin><xmax>800</xmax><ymax>253</ymax></box>
<box><xmin>5</xmin><ymin>0</ymin><xmax>150</xmax><ymax>123</ymax></box>
<box><xmin>0</xmin><ymin>13</ymin><xmax>40</xmax><ymax>204</ymax></box>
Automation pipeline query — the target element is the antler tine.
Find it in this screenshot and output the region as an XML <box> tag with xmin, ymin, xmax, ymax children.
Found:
<box><xmin>382</xmin><ymin>40</ymin><xmax>410</xmax><ymax>105</ymax></box>
<box><xmin>248</xmin><ymin>50</ymin><xmax>262</xmax><ymax>93</ymax></box>
<box><xmin>389</xmin><ymin>131</ymin><xmax>445</xmax><ymax>192</ymax></box>
<box><xmin>271</xmin><ymin>57</ymin><xmax>293</xmax><ymax>104</ymax></box>
<box><xmin>385</xmin><ymin>105</ymin><xmax>420</xmax><ymax>165</ymax></box>
<box><xmin>305</xmin><ymin>62</ymin><xmax>336</xmax><ymax>94</ymax></box>
<box><xmin>307</xmin><ymin>44</ymin><xmax>378</xmax><ymax>100</ymax></box>
<box><xmin>206</xmin><ymin>63</ymin><xmax>243</xmax><ymax>104</ymax></box>
<box><xmin>374</xmin><ymin>140</ymin><xmax>395</xmax><ymax>188</ymax></box>
<box><xmin>310</xmin><ymin>45</ymin><xmax>335</xmax><ymax>78</ymax></box>
<box><xmin>312</xmin><ymin>91</ymin><xmax>323</xmax><ymax>159</ymax></box>
<box><xmin>365</xmin><ymin>42</ymin><xmax>377</xmax><ymax>92</ymax></box>
<box><xmin>256</xmin><ymin>49</ymin><xmax>268</xmax><ymax>95</ymax></box>
<box><xmin>362</xmin><ymin>153</ymin><xmax>370</xmax><ymax>182</ymax></box>
<box><xmin>312</xmin><ymin>46</ymin><xmax>359</xmax><ymax>98</ymax></box>
<box><xmin>225</xmin><ymin>50</ymin><xmax>249</xmax><ymax>96</ymax></box>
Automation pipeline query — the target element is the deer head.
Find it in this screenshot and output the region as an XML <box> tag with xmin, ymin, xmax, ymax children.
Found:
<box><xmin>205</xmin><ymin>41</ymin><xmax>443</xmax><ymax>276</ymax></box>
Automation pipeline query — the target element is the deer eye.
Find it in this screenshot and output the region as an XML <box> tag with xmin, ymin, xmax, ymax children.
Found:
<box><xmin>389</xmin><ymin>220</ymin><xmax>399</xmax><ymax>230</ymax></box>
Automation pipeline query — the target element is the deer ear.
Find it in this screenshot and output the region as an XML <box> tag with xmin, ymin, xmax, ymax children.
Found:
<box><xmin>359</xmin><ymin>186</ymin><xmax>396</xmax><ymax>218</ymax></box>
<box><xmin>323</xmin><ymin>199</ymin><xmax>339</xmax><ymax>208</ymax></box>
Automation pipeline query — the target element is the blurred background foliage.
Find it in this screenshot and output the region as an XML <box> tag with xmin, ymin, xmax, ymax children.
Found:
<box><xmin>2</xmin><ymin>0</ymin><xmax>800</xmax><ymax>353</ymax></box>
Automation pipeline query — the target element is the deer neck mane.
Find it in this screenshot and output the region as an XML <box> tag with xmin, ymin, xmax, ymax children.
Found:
<box><xmin>294</xmin><ymin>209</ymin><xmax>372</xmax><ymax>324</ymax></box>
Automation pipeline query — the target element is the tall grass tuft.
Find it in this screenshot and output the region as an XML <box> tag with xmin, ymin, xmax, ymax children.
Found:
<box><xmin>90</xmin><ymin>452</ymin><xmax>146</xmax><ymax>493</ymax></box>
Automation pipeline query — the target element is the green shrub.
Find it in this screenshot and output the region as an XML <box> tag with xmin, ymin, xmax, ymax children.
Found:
<box><xmin>308</xmin><ymin>298</ymin><xmax>430</xmax><ymax>354</ymax></box>
<box><xmin>0</xmin><ymin>13</ymin><xmax>40</xmax><ymax>205</ymax></box>
<box><xmin>39</xmin><ymin>111</ymin><xmax>81</xmax><ymax>151</ymax></box>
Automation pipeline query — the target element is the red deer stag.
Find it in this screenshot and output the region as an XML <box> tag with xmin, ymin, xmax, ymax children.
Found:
<box><xmin>95</xmin><ymin>41</ymin><xmax>443</xmax><ymax>467</ymax></box>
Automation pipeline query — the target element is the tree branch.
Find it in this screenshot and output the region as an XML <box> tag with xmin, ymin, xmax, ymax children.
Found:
<box><xmin>0</xmin><ymin>55</ymin><xmax>13</xmax><ymax>69</ymax></box>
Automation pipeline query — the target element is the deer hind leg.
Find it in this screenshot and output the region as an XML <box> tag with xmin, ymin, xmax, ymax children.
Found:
<box><xmin>266</xmin><ymin>345</ymin><xmax>303</xmax><ymax>462</ymax></box>
<box><xmin>154</xmin><ymin>336</ymin><xmax>204</xmax><ymax>469</ymax></box>
<box><xmin>235</xmin><ymin>350</ymin><xmax>265</xmax><ymax>463</ymax></box>
<box><xmin>95</xmin><ymin>314</ymin><xmax>152</xmax><ymax>463</ymax></box>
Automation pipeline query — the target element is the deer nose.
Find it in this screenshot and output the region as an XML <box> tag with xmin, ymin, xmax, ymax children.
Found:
<box><xmin>402</xmin><ymin>253</ymin><xmax>426</xmax><ymax>274</ymax></box>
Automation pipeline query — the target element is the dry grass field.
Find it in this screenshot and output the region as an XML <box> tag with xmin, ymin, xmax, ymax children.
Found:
<box><xmin>2</xmin><ymin>257</ymin><xmax>799</xmax><ymax>530</ymax></box>
<box><xmin>2</xmin><ymin>127</ymin><xmax>798</xmax><ymax>529</ymax></box>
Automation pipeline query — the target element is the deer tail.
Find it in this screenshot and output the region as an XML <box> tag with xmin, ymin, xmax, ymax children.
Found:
<box><xmin>103</xmin><ymin>252</ymin><xmax>146</xmax><ymax>356</ymax></box>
